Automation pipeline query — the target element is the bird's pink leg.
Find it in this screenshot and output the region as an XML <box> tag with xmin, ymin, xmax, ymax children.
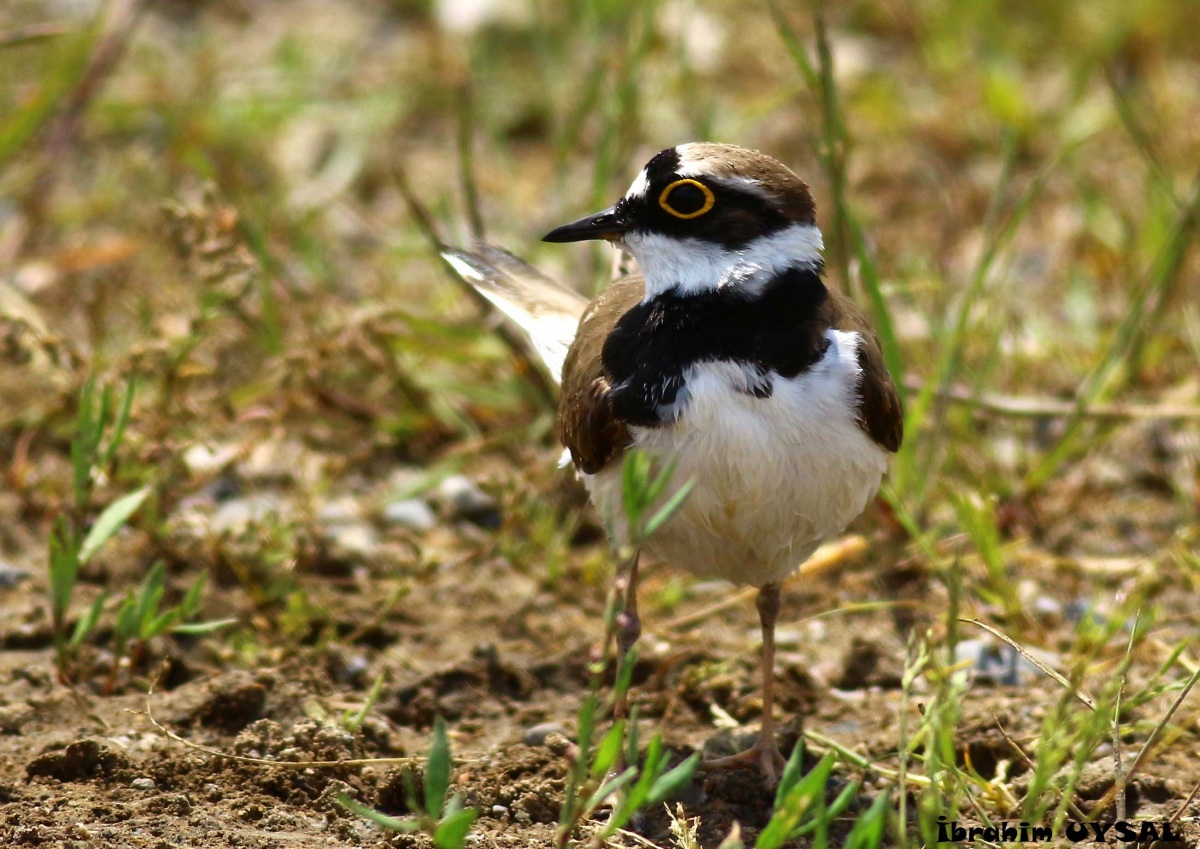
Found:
<box><xmin>704</xmin><ymin>582</ymin><xmax>787</xmax><ymax>782</ymax></box>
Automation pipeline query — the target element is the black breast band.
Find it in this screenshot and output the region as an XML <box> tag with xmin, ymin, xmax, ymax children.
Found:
<box><xmin>600</xmin><ymin>265</ymin><xmax>832</xmax><ymax>427</ymax></box>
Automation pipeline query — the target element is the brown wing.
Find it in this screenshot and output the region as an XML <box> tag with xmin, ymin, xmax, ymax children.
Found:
<box><xmin>823</xmin><ymin>291</ymin><xmax>904</xmax><ymax>453</ymax></box>
<box><xmin>556</xmin><ymin>276</ymin><xmax>645</xmax><ymax>474</ymax></box>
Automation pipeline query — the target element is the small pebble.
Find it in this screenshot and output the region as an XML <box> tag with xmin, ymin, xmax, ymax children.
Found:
<box><xmin>1064</xmin><ymin>598</ymin><xmax>1107</xmax><ymax>626</ymax></box>
<box><xmin>773</xmin><ymin>628</ymin><xmax>803</xmax><ymax>648</ymax></box>
<box><xmin>700</xmin><ymin>728</ymin><xmax>760</xmax><ymax>760</ymax></box>
<box><xmin>380</xmin><ymin>498</ymin><xmax>437</xmax><ymax>531</ymax></box>
<box><xmin>953</xmin><ymin>638</ymin><xmax>991</xmax><ymax>669</ymax></box>
<box><xmin>0</xmin><ymin>562</ymin><xmax>30</xmax><ymax>589</ymax></box>
<box><xmin>523</xmin><ymin>722</ymin><xmax>568</xmax><ymax>747</ymax></box>
<box><xmin>327</xmin><ymin>650</ymin><xmax>371</xmax><ymax>688</ymax></box>
<box><xmin>436</xmin><ymin>475</ymin><xmax>501</xmax><ymax>529</ymax></box>
<box><xmin>956</xmin><ymin>638</ymin><xmax>1044</xmax><ymax>687</ymax></box>
<box><xmin>211</xmin><ymin>494</ymin><xmax>284</xmax><ymax>534</ymax></box>
<box><xmin>131</xmin><ymin>777</ymin><xmax>156</xmax><ymax>791</ymax></box>
<box><xmin>0</xmin><ymin>703</ymin><xmax>33</xmax><ymax>734</ymax></box>
<box><xmin>1031</xmin><ymin>595</ymin><xmax>1063</xmax><ymax>622</ymax></box>
<box><xmin>328</xmin><ymin>524</ymin><xmax>380</xmax><ymax>560</ymax></box>
<box><xmin>183</xmin><ymin>443</ymin><xmax>241</xmax><ymax>476</ymax></box>
<box><xmin>316</xmin><ymin>497</ymin><xmax>363</xmax><ymax>527</ymax></box>
<box><xmin>204</xmin><ymin>475</ymin><xmax>241</xmax><ymax>503</ymax></box>
<box><xmin>243</xmin><ymin>439</ymin><xmax>309</xmax><ymax>484</ymax></box>
<box><xmin>491</xmin><ymin>805</ymin><xmax>509</xmax><ymax>817</ymax></box>
<box><xmin>15</xmin><ymin>260</ymin><xmax>60</xmax><ymax>294</ymax></box>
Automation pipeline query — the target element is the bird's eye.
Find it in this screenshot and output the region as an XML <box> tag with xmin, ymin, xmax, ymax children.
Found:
<box><xmin>658</xmin><ymin>179</ymin><xmax>715</xmax><ymax>219</ymax></box>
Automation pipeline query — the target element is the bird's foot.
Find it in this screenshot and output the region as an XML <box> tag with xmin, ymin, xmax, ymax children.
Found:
<box><xmin>702</xmin><ymin>737</ymin><xmax>788</xmax><ymax>785</ymax></box>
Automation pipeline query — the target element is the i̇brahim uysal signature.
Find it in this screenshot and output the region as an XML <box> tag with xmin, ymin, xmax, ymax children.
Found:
<box><xmin>937</xmin><ymin>817</ymin><xmax>1184</xmax><ymax>844</ymax></box>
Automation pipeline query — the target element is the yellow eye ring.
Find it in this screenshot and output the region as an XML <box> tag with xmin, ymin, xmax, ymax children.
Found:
<box><xmin>658</xmin><ymin>179</ymin><xmax>715</xmax><ymax>219</ymax></box>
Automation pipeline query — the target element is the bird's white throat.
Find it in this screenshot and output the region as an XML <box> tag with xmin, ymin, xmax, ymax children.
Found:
<box><xmin>620</xmin><ymin>223</ymin><xmax>824</xmax><ymax>300</ymax></box>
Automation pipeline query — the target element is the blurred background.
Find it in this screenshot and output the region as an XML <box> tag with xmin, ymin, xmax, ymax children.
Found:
<box><xmin>1</xmin><ymin>0</ymin><xmax>1199</xmax><ymax>845</ymax></box>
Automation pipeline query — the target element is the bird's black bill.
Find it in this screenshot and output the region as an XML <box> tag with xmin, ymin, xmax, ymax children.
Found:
<box><xmin>542</xmin><ymin>206</ymin><xmax>629</xmax><ymax>243</ymax></box>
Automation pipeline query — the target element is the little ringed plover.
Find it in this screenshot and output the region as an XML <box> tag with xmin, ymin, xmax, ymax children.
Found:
<box><xmin>443</xmin><ymin>142</ymin><xmax>903</xmax><ymax>781</ymax></box>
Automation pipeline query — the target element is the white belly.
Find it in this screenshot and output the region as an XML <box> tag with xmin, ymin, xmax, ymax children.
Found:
<box><xmin>584</xmin><ymin>330</ymin><xmax>889</xmax><ymax>587</ymax></box>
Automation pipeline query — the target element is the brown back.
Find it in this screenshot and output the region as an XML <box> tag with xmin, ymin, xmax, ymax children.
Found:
<box><xmin>820</xmin><ymin>290</ymin><xmax>904</xmax><ymax>453</ymax></box>
<box><xmin>556</xmin><ymin>277</ymin><xmax>644</xmax><ymax>475</ymax></box>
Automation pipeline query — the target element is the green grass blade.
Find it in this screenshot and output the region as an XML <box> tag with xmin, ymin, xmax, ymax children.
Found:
<box><xmin>71</xmin><ymin>378</ymin><xmax>98</xmax><ymax>510</ymax></box>
<box><xmin>641</xmin><ymin>478</ymin><xmax>695</xmax><ymax>538</ymax></box>
<box><xmin>622</xmin><ymin>732</ymin><xmax>664</xmax><ymax>813</ymax></box>
<box><xmin>114</xmin><ymin>591</ymin><xmax>139</xmax><ymax>641</ymax></box>
<box><xmin>48</xmin><ymin>517</ymin><xmax>79</xmax><ymax>628</ymax></box>
<box><xmin>177</xmin><ymin>571</ymin><xmax>207</xmax><ymax>619</ymax></box>
<box><xmin>590</xmin><ymin>720</ymin><xmax>626</xmax><ymax>779</ymax></box>
<box><xmin>583</xmin><ymin>765</ymin><xmax>636</xmax><ymax>814</ymax></box>
<box><xmin>133</xmin><ymin>561</ymin><xmax>167</xmax><ymax>638</ymax></box>
<box><xmin>844</xmin><ymin>791</ymin><xmax>890</xmax><ymax>849</ymax></box>
<box><xmin>646</xmin><ymin>751</ymin><xmax>700</xmax><ymax>806</ymax></box>
<box><xmin>171</xmin><ymin>618</ymin><xmax>238</xmax><ymax>636</ymax></box>
<box><xmin>78</xmin><ymin>487</ymin><xmax>151</xmax><ymax>565</ymax></box>
<box><xmin>344</xmin><ymin>671</ymin><xmax>386</xmax><ymax>733</ymax></box>
<box><xmin>100</xmin><ymin>378</ymin><xmax>136</xmax><ymax>470</ymax></box>
<box><xmin>424</xmin><ymin>716</ymin><xmax>452</xmax><ymax>817</ymax></box>
<box><xmin>774</xmin><ymin>738</ymin><xmax>807</xmax><ymax>805</ymax></box>
<box><xmin>336</xmin><ymin>794</ymin><xmax>420</xmax><ymax>832</ymax></box>
<box><xmin>0</xmin><ymin>21</ymin><xmax>98</xmax><ymax>168</ymax></box>
<box><xmin>1025</xmin><ymin>171</ymin><xmax>1200</xmax><ymax>490</ymax></box>
<box><xmin>69</xmin><ymin>591</ymin><xmax>109</xmax><ymax>648</ymax></box>
<box><xmin>433</xmin><ymin>806</ymin><xmax>478</xmax><ymax>849</ymax></box>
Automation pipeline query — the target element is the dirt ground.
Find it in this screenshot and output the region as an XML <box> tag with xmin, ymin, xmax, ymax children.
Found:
<box><xmin>2</xmin><ymin>460</ymin><xmax>1199</xmax><ymax>847</ymax></box>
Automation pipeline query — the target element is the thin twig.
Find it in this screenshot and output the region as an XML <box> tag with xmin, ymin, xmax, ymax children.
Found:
<box><xmin>1168</xmin><ymin>778</ymin><xmax>1200</xmax><ymax>825</ymax></box>
<box><xmin>1103</xmin><ymin>64</ymin><xmax>1181</xmax><ymax>210</ymax></box>
<box><xmin>663</xmin><ymin>535</ymin><xmax>867</xmax><ymax>631</ymax></box>
<box><xmin>0</xmin><ymin>21</ymin><xmax>70</xmax><ymax>48</ymax></box>
<box><xmin>29</xmin><ymin>0</ymin><xmax>150</xmax><ymax>216</ymax></box>
<box><xmin>1113</xmin><ymin>685</ymin><xmax>1126</xmax><ymax>829</ymax></box>
<box><xmin>391</xmin><ymin>159</ymin><xmax>558</xmax><ymax>408</ymax></box>
<box><xmin>613</xmin><ymin>827</ymin><xmax>662</xmax><ymax>849</ymax></box>
<box><xmin>960</xmin><ymin>619</ymin><xmax>1097</xmax><ymax>710</ymax></box>
<box><xmin>904</xmin><ymin>378</ymin><xmax>1200</xmax><ymax>421</ymax></box>
<box><xmin>1091</xmin><ymin>664</ymin><xmax>1200</xmax><ymax>817</ymax></box>
<box><xmin>1134</xmin><ymin>170</ymin><xmax>1200</xmax><ymax>364</ymax></box>
<box><xmin>456</xmin><ymin>80</ymin><xmax>486</xmax><ymax>242</ymax></box>
<box><xmin>991</xmin><ymin>713</ymin><xmax>1089</xmax><ymax>821</ymax></box>
<box><xmin>801</xmin><ymin>728</ymin><xmax>930</xmax><ymax>788</ymax></box>
<box><xmin>1114</xmin><ymin>611</ymin><xmax>1142</xmax><ymax>837</ymax></box>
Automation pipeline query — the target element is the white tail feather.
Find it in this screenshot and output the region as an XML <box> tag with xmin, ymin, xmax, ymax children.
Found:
<box><xmin>442</xmin><ymin>247</ymin><xmax>587</xmax><ymax>384</ymax></box>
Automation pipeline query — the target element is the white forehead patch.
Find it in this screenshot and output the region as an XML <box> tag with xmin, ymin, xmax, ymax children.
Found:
<box><xmin>625</xmin><ymin>168</ymin><xmax>651</xmax><ymax>199</ymax></box>
<box><xmin>674</xmin><ymin>143</ymin><xmax>717</xmax><ymax>179</ymax></box>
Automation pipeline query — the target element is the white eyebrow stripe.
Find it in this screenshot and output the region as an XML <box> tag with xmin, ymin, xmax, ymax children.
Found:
<box><xmin>712</xmin><ymin>175</ymin><xmax>771</xmax><ymax>201</ymax></box>
<box><xmin>672</xmin><ymin>167</ymin><xmax>777</xmax><ymax>206</ymax></box>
